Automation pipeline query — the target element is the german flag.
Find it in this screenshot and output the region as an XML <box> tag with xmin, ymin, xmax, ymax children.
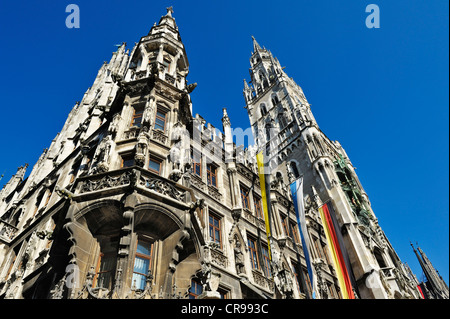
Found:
<box><xmin>318</xmin><ymin>202</ymin><xmax>356</xmax><ymax>299</ymax></box>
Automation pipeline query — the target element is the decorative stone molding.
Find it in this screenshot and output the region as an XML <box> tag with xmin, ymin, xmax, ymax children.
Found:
<box><xmin>207</xmin><ymin>185</ymin><xmax>222</xmax><ymax>201</ymax></box>
<box><xmin>79</xmin><ymin>171</ymin><xmax>133</xmax><ymax>194</ymax></box>
<box><xmin>252</xmin><ymin>270</ymin><xmax>274</xmax><ymax>293</ymax></box>
<box><xmin>210</xmin><ymin>248</ymin><xmax>227</xmax><ymax>268</ymax></box>
<box><xmin>189</xmin><ymin>173</ymin><xmax>206</xmax><ymax>191</ymax></box>
<box><xmin>151</xmin><ymin>129</ymin><xmax>168</xmax><ymax>145</ymax></box>
<box><xmin>0</xmin><ymin>221</ymin><xmax>18</xmax><ymax>242</ymax></box>
<box><xmin>139</xmin><ymin>175</ymin><xmax>186</xmax><ymax>202</ymax></box>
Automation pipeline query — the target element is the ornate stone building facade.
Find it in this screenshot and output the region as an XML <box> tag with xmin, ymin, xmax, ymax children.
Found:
<box><xmin>0</xmin><ymin>8</ymin><xmax>421</xmax><ymax>299</ymax></box>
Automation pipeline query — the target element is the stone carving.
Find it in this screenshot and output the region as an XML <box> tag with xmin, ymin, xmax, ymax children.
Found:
<box><xmin>49</xmin><ymin>275</ymin><xmax>67</xmax><ymax>299</ymax></box>
<box><xmin>233</xmin><ymin>237</ymin><xmax>245</xmax><ymax>275</ymax></box>
<box><xmin>0</xmin><ymin>221</ymin><xmax>18</xmax><ymax>241</ymax></box>
<box><xmin>140</xmin><ymin>176</ymin><xmax>186</xmax><ymax>202</ymax></box>
<box><xmin>77</xmin><ymin>266</ymin><xmax>110</xmax><ymax>299</ymax></box>
<box><xmin>313</xmin><ymin>258</ymin><xmax>327</xmax><ymax>299</ymax></box>
<box><xmin>142</xmin><ymin>97</ymin><xmax>155</xmax><ymax>126</ymax></box>
<box><xmin>122</xmin><ymin>127</ymin><xmax>139</xmax><ymax>140</ymax></box>
<box><xmin>207</xmin><ymin>185</ymin><xmax>222</xmax><ymax>201</ymax></box>
<box><xmin>151</xmin><ymin>129</ymin><xmax>167</xmax><ymax>144</ymax></box>
<box><xmin>271</xmin><ymin>249</ymin><xmax>294</xmax><ymax>299</ymax></box>
<box><xmin>94</xmin><ymin>135</ymin><xmax>113</xmax><ymax>173</ymax></box>
<box><xmin>80</xmin><ymin>171</ymin><xmax>133</xmax><ymax>194</ymax></box>
<box><xmin>197</xmin><ymin>242</ymin><xmax>222</xmax><ymax>298</ymax></box>
<box><xmin>127</xmin><ymin>270</ymin><xmax>154</xmax><ymax>299</ymax></box>
<box><xmin>135</xmin><ymin>126</ymin><xmax>150</xmax><ymax>167</ymax></box>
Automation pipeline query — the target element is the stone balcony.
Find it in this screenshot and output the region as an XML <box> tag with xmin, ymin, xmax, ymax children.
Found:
<box><xmin>74</xmin><ymin>167</ymin><xmax>190</xmax><ymax>205</ymax></box>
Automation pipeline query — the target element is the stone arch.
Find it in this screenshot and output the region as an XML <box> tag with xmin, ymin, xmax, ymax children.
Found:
<box><xmin>133</xmin><ymin>203</ymin><xmax>183</xmax><ymax>240</ymax></box>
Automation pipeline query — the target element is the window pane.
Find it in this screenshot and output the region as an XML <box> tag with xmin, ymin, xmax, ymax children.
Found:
<box><xmin>137</xmin><ymin>241</ymin><xmax>151</xmax><ymax>255</ymax></box>
<box><xmin>122</xmin><ymin>157</ymin><xmax>135</xmax><ymax>167</ymax></box>
<box><xmin>149</xmin><ymin>159</ymin><xmax>161</xmax><ymax>173</ymax></box>
<box><xmin>132</xmin><ymin>273</ymin><xmax>146</xmax><ymax>290</ymax></box>
<box><xmin>156</xmin><ymin>111</ymin><xmax>166</xmax><ymax>119</ymax></box>
<box><xmin>155</xmin><ymin>118</ymin><xmax>165</xmax><ymax>129</ymax></box>
<box><xmin>215</xmin><ymin>230</ymin><xmax>220</xmax><ymax>242</ymax></box>
<box><xmin>133</xmin><ymin>256</ymin><xmax>150</xmax><ymax>275</ymax></box>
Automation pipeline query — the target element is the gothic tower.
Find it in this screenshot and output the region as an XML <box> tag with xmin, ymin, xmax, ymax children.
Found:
<box><xmin>0</xmin><ymin>8</ymin><xmax>424</xmax><ymax>300</ymax></box>
<box><xmin>243</xmin><ymin>37</ymin><xmax>422</xmax><ymax>299</ymax></box>
<box><xmin>411</xmin><ymin>243</ymin><xmax>449</xmax><ymax>299</ymax></box>
<box><xmin>0</xmin><ymin>7</ymin><xmax>206</xmax><ymax>300</ymax></box>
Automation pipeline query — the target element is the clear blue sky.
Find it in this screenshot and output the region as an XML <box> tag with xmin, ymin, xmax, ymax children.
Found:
<box><xmin>0</xmin><ymin>1</ymin><xmax>448</xmax><ymax>285</ymax></box>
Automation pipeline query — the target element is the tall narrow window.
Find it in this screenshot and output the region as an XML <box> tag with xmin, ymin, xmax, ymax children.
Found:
<box><xmin>206</xmin><ymin>163</ymin><xmax>217</xmax><ymax>187</ymax></box>
<box><xmin>314</xmin><ymin>237</ymin><xmax>324</xmax><ymax>260</ymax></box>
<box><xmin>131</xmin><ymin>105</ymin><xmax>144</xmax><ymax>128</ymax></box>
<box><xmin>292</xmin><ymin>263</ymin><xmax>301</xmax><ymax>294</ymax></box>
<box><xmin>154</xmin><ymin>108</ymin><xmax>167</xmax><ymax>131</ymax></box>
<box><xmin>281</xmin><ymin>215</ymin><xmax>290</xmax><ymax>237</ymax></box>
<box><xmin>93</xmin><ymin>239</ymin><xmax>118</xmax><ymax>289</ymax></box>
<box><xmin>290</xmin><ymin>162</ymin><xmax>300</xmax><ymax>178</ymax></box>
<box><xmin>374</xmin><ymin>247</ymin><xmax>387</xmax><ymax>268</ymax></box>
<box><xmin>163</xmin><ymin>58</ymin><xmax>171</xmax><ymax>72</ymax></box>
<box><xmin>290</xmin><ymin>221</ymin><xmax>301</xmax><ymax>244</ymax></box>
<box><xmin>253</xmin><ymin>194</ymin><xmax>263</xmax><ymax>218</ymax></box>
<box><xmin>209</xmin><ymin>213</ymin><xmax>222</xmax><ymax>248</ymax></box>
<box><xmin>240</xmin><ymin>186</ymin><xmax>250</xmax><ymax>210</ymax></box>
<box><xmin>327</xmin><ymin>282</ymin><xmax>336</xmax><ymax>299</ymax></box>
<box><xmin>132</xmin><ymin>239</ymin><xmax>154</xmax><ymax>290</ymax></box>
<box><xmin>247</xmin><ymin>237</ymin><xmax>259</xmax><ymax>270</ymax></box>
<box><xmin>303</xmin><ymin>268</ymin><xmax>313</xmax><ymax>297</ymax></box>
<box><xmin>260</xmin><ymin>103</ymin><xmax>268</xmax><ymax>116</ymax></box>
<box><xmin>191</xmin><ymin>148</ymin><xmax>202</xmax><ymax>177</ymax></box>
<box><xmin>261</xmin><ymin>245</ymin><xmax>272</xmax><ymax>277</ymax></box>
<box><xmin>189</xmin><ymin>279</ymin><xmax>203</xmax><ymax>299</ymax></box>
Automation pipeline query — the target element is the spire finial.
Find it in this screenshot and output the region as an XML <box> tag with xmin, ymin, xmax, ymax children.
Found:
<box><xmin>166</xmin><ymin>6</ymin><xmax>174</xmax><ymax>17</ymax></box>
<box><xmin>251</xmin><ymin>35</ymin><xmax>262</xmax><ymax>52</ymax></box>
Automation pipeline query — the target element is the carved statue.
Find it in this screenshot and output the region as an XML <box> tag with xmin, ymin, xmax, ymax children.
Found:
<box><xmin>142</xmin><ymin>98</ymin><xmax>155</xmax><ymax>126</ymax></box>
<box><xmin>234</xmin><ymin>238</ymin><xmax>245</xmax><ymax>275</ymax></box>
<box><xmin>94</xmin><ymin>135</ymin><xmax>112</xmax><ymax>173</ymax></box>
<box><xmin>135</xmin><ymin>126</ymin><xmax>150</xmax><ymax>167</ymax></box>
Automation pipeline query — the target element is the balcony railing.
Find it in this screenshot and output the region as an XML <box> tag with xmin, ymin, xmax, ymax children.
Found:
<box><xmin>75</xmin><ymin>167</ymin><xmax>189</xmax><ymax>204</ymax></box>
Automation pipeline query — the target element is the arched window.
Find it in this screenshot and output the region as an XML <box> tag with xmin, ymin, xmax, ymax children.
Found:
<box><xmin>374</xmin><ymin>247</ymin><xmax>387</xmax><ymax>268</ymax></box>
<box><xmin>260</xmin><ymin>103</ymin><xmax>268</xmax><ymax>116</ymax></box>
<box><xmin>259</xmin><ymin>71</ymin><xmax>268</xmax><ymax>88</ymax></box>
<box><xmin>271</xmin><ymin>94</ymin><xmax>279</xmax><ymax>107</ymax></box>
<box><xmin>290</xmin><ymin>162</ymin><xmax>300</xmax><ymax>178</ymax></box>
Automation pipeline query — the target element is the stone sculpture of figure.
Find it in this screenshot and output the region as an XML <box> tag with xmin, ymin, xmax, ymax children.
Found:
<box><xmin>95</xmin><ymin>136</ymin><xmax>112</xmax><ymax>173</ymax></box>
<box><xmin>108</xmin><ymin>113</ymin><xmax>121</xmax><ymax>136</ymax></box>
<box><xmin>135</xmin><ymin>126</ymin><xmax>150</xmax><ymax>167</ymax></box>
<box><xmin>142</xmin><ymin>97</ymin><xmax>155</xmax><ymax>126</ymax></box>
<box><xmin>169</xmin><ymin>139</ymin><xmax>182</xmax><ymax>171</ymax></box>
<box><xmin>234</xmin><ymin>237</ymin><xmax>245</xmax><ymax>275</ymax></box>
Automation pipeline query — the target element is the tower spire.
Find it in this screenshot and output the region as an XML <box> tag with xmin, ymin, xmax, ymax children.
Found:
<box><xmin>252</xmin><ymin>35</ymin><xmax>262</xmax><ymax>53</ymax></box>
